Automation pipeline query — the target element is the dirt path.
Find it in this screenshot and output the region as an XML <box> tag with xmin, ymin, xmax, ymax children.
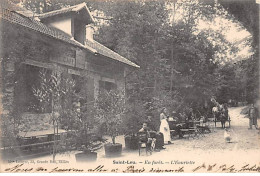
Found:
<box><xmin>94</xmin><ymin>106</ymin><xmax>260</xmax><ymax>166</ymax></box>
<box><xmin>226</xmin><ymin>107</ymin><xmax>260</xmax><ymax>150</ymax></box>
<box><xmin>83</xmin><ymin>106</ymin><xmax>260</xmax><ymax>165</ymax></box>
<box><xmin>148</xmin><ymin>106</ymin><xmax>260</xmax><ymax>152</ymax></box>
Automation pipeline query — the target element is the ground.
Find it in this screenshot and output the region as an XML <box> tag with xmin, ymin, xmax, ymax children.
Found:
<box><xmin>2</xmin><ymin>106</ymin><xmax>260</xmax><ymax>173</ymax></box>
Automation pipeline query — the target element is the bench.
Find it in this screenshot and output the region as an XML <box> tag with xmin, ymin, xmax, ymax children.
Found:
<box><xmin>180</xmin><ymin>128</ymin><xmax>199</xmax><ymax>139</ymax></box>
<box><xmin>170</xmin><ymin>130</ymin><xmax>176</xmax><ymax>139</ymax></box>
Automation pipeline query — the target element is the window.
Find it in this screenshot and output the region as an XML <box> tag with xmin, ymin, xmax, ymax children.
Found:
<box><xmin>71</xmin><ymin>74</ymin><xmax>87</xmax><ymax>112</ymax></box>
<box><xmin>99</xmin><ymin>80</ymin><xmax>117</xmax><ymax>93</ymax></box>
<box><xmin>14</xmin><ymin>64</ymin><xmax>52</xmax><ymax>113</ymax></box>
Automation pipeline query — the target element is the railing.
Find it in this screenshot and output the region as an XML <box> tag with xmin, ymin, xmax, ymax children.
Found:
<box><xmin>1</xmin><ymin>139</ymin><xmax>72</xmax><ymax>160</ymax></box>
<box><xmin>1</xmin><ymin>140</ymin><xmax>59</xmax><ymax>150</ymax></box>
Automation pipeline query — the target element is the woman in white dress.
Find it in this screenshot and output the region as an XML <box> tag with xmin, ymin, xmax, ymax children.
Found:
<box><xmin>159</xmin><ymin>107</ymin><xmax>172</xmax><ymax>144</ymax></box>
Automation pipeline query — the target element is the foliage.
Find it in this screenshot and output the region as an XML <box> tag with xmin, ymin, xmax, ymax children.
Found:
<box><xmin>94</xmin><ymin>90</ymin><xmax>126</xmax><ymax>144</ymax></box>
<box><xmin>69</xmin><ymin>96</ymin><xmax>105</xmax><ymax>152</ymax></box>
<box><xmin>234</xmin><ymin>53</ymin><xmax>259</xmax><ymax>104</ymax></box>
<box><xmin>20</xmin><ymin>0</ymin><xmax>83</xmax><ymax>13</ymax></box>
<box><xmin>16</xmin><ymin>0</ymin><xmax>258</xmax><ymax>123</ymax></box>
<box><xmin>10</xmin><ymin>0</ymin><xmax>105</xmax><ymax>13</ymax></box>
<box><xmin>215</xmin><ymin>50</ymin><xmax>259</xmax><ymax>105</ymax></box>
<box><xmin>212</xmin><ymin>0</ymin><xmax>259</xmax><ymax>104</ymax></box>
<box><xmin>95</xmin><ymin>1</ymin><xmax>221</xmax><ymax>114</ymax></box>
<box><xmin>1</xmin><ymin>115</ymin><xmax>18</xmax><ymax>148</ymax></box>
<box><xmin>32</xmin><ymin>69</ymin><xmax>105</xmax><ymax>153</ymax></box>
<box><xmin>219</xmin><ymin>0</ymin><xmax>259</xmax><ymax>47</ymax></box>
<box><xmin>122</xmin><ymin>99</ymin><xmax>147</xmax><ymax>134</ymax></box>
<box><xmin>94</xmin><ymin>0</ymin><xmax>257</xmax><ymax>112</ymax></box>
<box><xmin>32</xmin><ymin>69</ymin><xmax>74</xmax><ymax>118</ymax></box>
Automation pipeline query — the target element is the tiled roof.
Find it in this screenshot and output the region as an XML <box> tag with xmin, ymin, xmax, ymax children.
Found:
<box><xmin>0</xmin><ymin>6</ymin><xmax>91</xmax><ymax>49</ymax></box>
<box><xmin>85</xmin><ymin>39</ymin><xmax>140</xmax><ymax>68</ymax></box>
<box><xmin>36</xmin><ymin>2</ymin><xmax>94</xmax><ymax>23</ymax></box>
<box><xmin>0</xmin><ymin>1</ymin><xmax>139</xmax><ymax>68</ymax></box>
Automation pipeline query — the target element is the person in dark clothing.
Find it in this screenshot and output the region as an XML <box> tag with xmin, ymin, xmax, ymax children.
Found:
<box><xmin>139</xmin><ymin>122</ymin><xmax>151</xmax><ymax>133</ymax></box>
<box><xmin>223</xmin><ymin>103</ymin><xmax>229</xmax><ymax>119</ymax></box>
<box><xmin>179</xmin><ymin>112</ymin><xmax>189</xmax><ymax>129</ymax></box>
<box><xmin>220</xmin><ymin>112</ymin><xmax>227</xmax><ymax>128</ymax></box>
<box><xmin>168</xmin><ymin>111</ymin><xmax>184</xmax><ymax>138</ymax></box>
<box><xmin>220</xmin><ymin>103</ymin><xmax>229</xmax><ymax>129</ymax></box>
<box><xmin>248</xmin><ymin>104</ymin><xmax>258</xmax><ymax>129</ymax></box>
<box><xmin>138</xmin><ymin>122</ymin><xmax>157</xmax><ymax>151</ymax></box>
<box><xmin>142</xmin><ymin>117</ymin><xmax>166</xmax><ymax>150</ymax></box>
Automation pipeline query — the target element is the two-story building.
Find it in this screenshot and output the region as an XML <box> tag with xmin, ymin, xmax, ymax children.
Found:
<box><xmin>0</xmin><ymin>0</ymin><xmax>139</xmax><ymax>148</ymax></box>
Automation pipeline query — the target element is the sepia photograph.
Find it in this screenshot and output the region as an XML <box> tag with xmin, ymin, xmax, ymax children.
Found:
<box><xmin>0</xmin><ymin>0</ymin><xmax>259</xmax><ymax>173</ymax></box>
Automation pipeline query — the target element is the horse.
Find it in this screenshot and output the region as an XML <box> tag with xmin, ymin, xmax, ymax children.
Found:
<box><xmin>212</xmin><ymin>104</ymin><xmax>228</xmax><ymax>128</ymax></box>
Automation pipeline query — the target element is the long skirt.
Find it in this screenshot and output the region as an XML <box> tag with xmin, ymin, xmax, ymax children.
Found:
<box><xmin>159</xmin><ymin>119</ymin><xmax>171</xmax><ymax>143</ymax></box>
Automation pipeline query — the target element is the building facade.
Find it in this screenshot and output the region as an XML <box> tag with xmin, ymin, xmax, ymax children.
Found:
<box><xmin>0</xmin><ymin>1</ymin><xmax>139</xmax><ymax>146</ymax></box>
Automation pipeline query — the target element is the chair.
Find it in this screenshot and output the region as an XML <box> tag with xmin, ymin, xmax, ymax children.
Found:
<box><xmin>188</xmin><ymin>121</ymin><xmax>201</xmax><ymax>139</ymax></box>
<box><xmin>137</xmin><ymin>131</ymin><xmax>152</xmax><ymax>156</ymax></box>
<box><xmin>179</xmin><ymin>122</ymin><xmax>191</xmax><ymax>139</ymax></box>
<box><xmin>180</xmin><ymin>128</ymin><xmax>190</xmax><ymax>139</ymax></box>
<box><xmin>168</xmin><ymin>120</ymin><xmax>177</xmax><ymax>139</ymax></box>
<box><xmin>207</xmin><ymin>117</ymin><xmax>216</xmax><ymax>132</ymax></box>
<box><xmin>170</xmin><ymin>130</ymin><xmax>176</xmax><ymax>139</ymax></box>
<box><xmin>196</xmin><ymin>119</ymin><xmax>207</xmax><ymax>137</ymax></box>
<box><xmin>196</xmin><ymin>120</ymin><xmax>206</xmax><ymax>136</ymax></box>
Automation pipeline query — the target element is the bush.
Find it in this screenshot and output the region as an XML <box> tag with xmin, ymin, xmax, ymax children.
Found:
<box><xmin>94</xmin><ymin>90</ymin><xmax>126</xmax><ymax>144</ymax></box>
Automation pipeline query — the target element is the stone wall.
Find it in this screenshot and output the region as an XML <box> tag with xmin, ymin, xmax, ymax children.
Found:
<box><xmin>1</xmin><ymin>57</ymin><xmax>18</xmax><ymax>147</ymax></box>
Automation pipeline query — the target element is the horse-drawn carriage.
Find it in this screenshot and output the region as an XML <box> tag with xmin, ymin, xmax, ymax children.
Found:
<box><xmin>212</xmin><ymin>105</ymin><xmax>231</xmax><ymax>128</ymax></box>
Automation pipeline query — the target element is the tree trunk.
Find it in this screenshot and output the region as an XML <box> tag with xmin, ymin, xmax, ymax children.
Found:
<box><xmin>53</xmin><ymin>119</ymin><xmax>56</xmax><ymax>161</ymax></box>
<box><xmin>170</xmin><ymin>48</ymin><xmax>174</xmax><ymax>94</ymax></box>
<box><xmin>52</xmin><ymin>98</ymin><xmax>56</xmax><ymax>161</ymax></box>
<box><xmin>112</xmin><ymin>136</ymin><xmax>116</xmax><ymax>145</ymax></box>
<box><xmin>154</xmin><ymin>77</ymin><xmax>157</xmax><ymax>95</ymax></box>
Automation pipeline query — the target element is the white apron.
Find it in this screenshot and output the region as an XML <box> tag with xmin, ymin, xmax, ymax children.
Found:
<box><xmin>160</xmin><ymin>118</ymin><xmax>171</xmax><ymax>143</ymax></box>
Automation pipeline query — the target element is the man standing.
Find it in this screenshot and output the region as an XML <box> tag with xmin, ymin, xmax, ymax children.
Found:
<box><xmin>248</xmin><ymin>104</ymin><xmax>258</xmax><ymax>129</ymax></box>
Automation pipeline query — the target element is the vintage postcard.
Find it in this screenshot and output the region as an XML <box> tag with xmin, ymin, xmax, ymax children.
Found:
<box><xmin>0</xmin><ymin>0</ymin><xmax>259</xmax><ymax>173</ymax></box>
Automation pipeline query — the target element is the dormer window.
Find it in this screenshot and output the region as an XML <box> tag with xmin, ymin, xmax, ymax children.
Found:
<box><xmin>38</xmin><ymin>3</ymin><xmax>94</xmax><ymax>44</ymax></box>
